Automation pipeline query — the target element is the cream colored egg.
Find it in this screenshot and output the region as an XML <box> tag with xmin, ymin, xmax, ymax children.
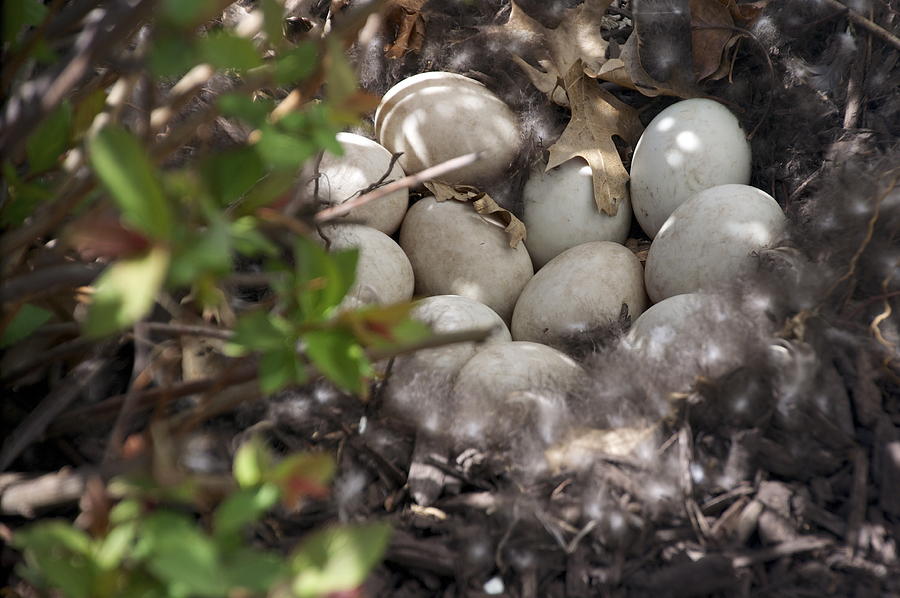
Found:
<box><xmin>452</xmin><ymin>341</ymin><xmax>585</xmax><ymax>445</ymax></box>
<box><xmin>313</xmin><ymin>133</ymin><xmax>408</xmax><ymax>235</ymax></box>
<box><xmin>322</xmin><ymin>224</ymin><xmax>414</xmax><ymax>308</ymax></box>
<box><xmin>644</xmin><ymin>184</ymin><xmax>786</xmax><ymax>303</ymax></box>
<box><xmin>385</xmin><ymin>296</ymin><xmax>511</xmax><ymax>422</ymax></box>
<box><xmin>523</xmin><ymin>158</ymin><xmax>632</xmax><ymax>269</ymax></box>
<box><xmin>511</xmin><ymin>242</ymin><xmax>647</xmax><ymax>347</ymax></box>
<box><xmin>399</xmin><ymin>197</ymin><xmax>533</xmax><ymax>321</ymax></box>
<box><xmin>630</xmin><ymin>99</ymin><xmax>751</xmax><ymax>238</ymax></box>
<box><xmin>375</xmin><ymin>72</ymin><xmax>520</xmax><ymax>185</ymax></box>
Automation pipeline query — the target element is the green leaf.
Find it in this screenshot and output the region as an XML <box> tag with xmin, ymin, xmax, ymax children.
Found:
<box><xmin>260</xmin><ymin>0</ymin><xmax>286</xmax><ymax>45</ymax></box>
<box><xmin>161</xmin><ymin>0</ymin><xmax>219</xmax><ymax>27</ymax></box>
<box><xmin>148</xmin><ymin>33</ymin><xmax>197</xmax><ymax>78</ymax></box>
<box><xmin>325</xmin><ymin>38</ymin><xmax>358</xmax><ymax>103</ymax></box>
<box><xmin>1</xmin><ymin>162</ymin><xmax>53</xmax><ymax>226</ymax></box>
<box><xmin>14</xmin><ymin>521</ymin><xmax>97</xmax><ymax>598</ymax></box>
<box><xmin>3</xmin><ymin>0</ymin><xmax>47</xmax><ymax>45</ymax></box>
<box><xmin>233</xmin><ymin>168</ymin><xmax>297</xmax><ymax>216</ymax></box>
<box><xmin>199</xmin><ymin>32</ymin><xmax>262</xmax><ymax>72</ymax></box>
<box><xmin>233</xmin><ymin>435</ymin><xmax>274</xmax><ymax>488</ymax></box>
<box><xmin>89</xmin><ymin>125</ymin><xmax>173</xmax><ymax>241</ymax></box>
<box><xmin>201</xmin><ymin>146</ymin><xmax>264</xmax><ymax>206</ymax></box>
<box><xmin>168</xmin><ymin>216</ymin><xmax>231</xmax><ymax>287</ymax></box>
<box><xmin>303</xmin><ymin>328</ymin><xmax>372</xmax><ymax>395</ymax></box>
<box><xmin>275</xmin><ymin>43</ymin><xmax>318</xmax><ymax>86</ymax></box>
<box><xmin>294</xmin><ymin>237</ymin><xmax>358</xmax><ymax>321</ymax></box>
<box><xmin>213</xmin><ymin>484</ymin><xmax>280</xmax><ymax>541</ymax></box>
<box><xmin>229</xmin><ymin>310</ymin><xmax>293</xmax><ymax>354</ymax></box>
<box><xmin>290</xmin><ymin>523</ymin><xmax>392</xmax><ymax>598</ymax></box>
<box><xmin>94</xmin><ymin>521</ymin><xmax>137</xmax><ymax>570</ymax></box>
<box><xmin>223</xmin><ymin>547</ymin><xmax>286</xmax><ymax>592</ymax></box>
<box><xmin>72</xmin><ymin>90</ymin><xmax>107</xmax><ymax>141</ymax></box>
<box><xmin>84</xmin><ymin>246</ymin><xmax>170</xmax><ymax>338</ymax></box>
<box><xmin>0</xmin><ymin>303</ymin><xmax>52</xmax><ymax>348</ymax></box>
<box><xmin>26</xmin><ymin>102</ymin><xmax>72</xmax><ymax>174</ymax></box>
<box><xmin>218</xmin><ymin>93</ymin><xmax>274</xmax><ymax>127</ymax></box>
<box><xmin>142</xmin><ymin>518</ymin><xmax>226</xmax><ymax>597</ymax></box>
<box><xmin>259</xmin><ymin>345</ymin><xmax>307</xmax><ymax>394</ymax></box>
<box><xmin>255</xmin><ymin>123</ymin><xmax>317</xmax><ymax>170</ymax></box>
<box><xmin>231</xmin><ymin>216</ymin><xmax>279</xmax><ymax>257</ymax></box>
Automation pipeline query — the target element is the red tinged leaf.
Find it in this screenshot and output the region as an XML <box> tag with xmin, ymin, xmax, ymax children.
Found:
<box><xmin>66</xmin><ymin>209</ymin><xmax>152</xmax><ymax>260</ymax></box>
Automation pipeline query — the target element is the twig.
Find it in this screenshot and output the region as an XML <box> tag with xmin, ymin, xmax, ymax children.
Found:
<box><xmin>149</xmin><ymin>63</ymin><xmax>216</xmax><ymax>133</ymax></box>
<box><xmin>0</xmin><ymin>336</ymin><xmax>96</xmax><ymax>386</ymax></box>
<box><xmin>142</xmin><ymin>322</ymin><xmax>234</xmax><ymax>340</ymax></box>
<box><xmin>0</xmin><ymin>262</ymin><xmax>103</xmax><ymax>304</ymax></box>
<box><xmin>315</xmin><ymin>152</ymin><xmax>483</xmax><ymax>223</ymax></box>
<box><xmin>367</xmin><ymin>326</ymin><xmax>494</xmax><ymax>361</ymax></box>
<box><xmin>820</xmin><ymin>0</ymin><xmax>900</xmax><ymax>52</ymax></box>
<box><xmin>47</xmin><ymin>361</ymin><xmax>259</xmax><ymax>437</ymax></box>
<box><xmin>1</xmin><ymin>351</ymin><xmax>109</xmax><ymax>471</ymax></box>
<box><xmin>0</xmin><ymin>0</ymin><xmax>158</xmax><ymax>158</ymax></box>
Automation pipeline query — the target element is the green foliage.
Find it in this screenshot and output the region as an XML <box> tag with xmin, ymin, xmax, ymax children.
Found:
<box><xmin>84</xmin><ymin>246</ymin><xmax>171</xmax><ymax>338</ymax></box>
<box><xmin>2</xmin><ymin>0</ymin><xmax>47</xmax><ymax>46</ymax></box>
<box><xmin>199</xmin><ymin>32</ymin><xmax>263</xmax><ymax>72</ymax></box>
<box><xmin>14</xmin><ymin>438</ymin><xmax>389</xmax><ymax>598</ymax></box>
<box><xmin>27</xmin><ymin>102</ymin><xmax>72</xmax><ymax>174</ymax></box>
<box><xmin>89</xmin><ymin>125</ymin><xmax>173</xmax><ymax>241</ymax></box>
<box><xmin>0</xmin><ymin>303</ymin><xmax>53</xmax><ymax>348</ymax></box>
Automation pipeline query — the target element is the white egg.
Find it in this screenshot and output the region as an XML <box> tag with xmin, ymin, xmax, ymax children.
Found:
<box><xmin>522</xmin><ymin>158</ymin><xmax>632</xmax><ymax>269</ymax></box>
<box><xmin>313</xmin><ymin>133</ymin><xmax>408</xmax><ymax>235</ymax></box>
<box><xmin>399</xmin><ymin>196</ymin><xmax>534</xmax><ymax>321</ymax></box>
<box><xmin>452</xmin><ymin>341</ymin><xmax>586</xmax><ymax>445</ymax></box>
<box><xmin>322</xmin><ymin>224</ymin><xmax>414</xmax><ymax>309</ymax></box>
<box><xmin>644</xmin><ymin>184</ymin><xmax>786</xmax><ymax>303</ymax></box>
<box><xmin>385</xmin><ymin>296</ymin><xmax>511</xmax><ymax>422</ymax></box>
<box><xmin>630</xmin><ymin>99</ymin><xmax>751</xmax><ymax>238</ymax></box>
<box><xmin>375</xmin><ymin>72</ymin><xmax>520</xmax><ymax>186</ymax></box>
<box><xmin>511</xmin><ymin>241</ymin><xmax>647</xmax><ymax>347</ymax></box>
<box><xmin>626</xmin><ymin>293</ymin><xmax>715</xmax><ymax>355</ymax></box>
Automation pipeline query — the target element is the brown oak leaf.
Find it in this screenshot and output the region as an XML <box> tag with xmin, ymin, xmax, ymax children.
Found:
<box><xmin>423</xmin><ymin>181</ymin><xmax>526</xmax><ymax>248</ymax></box>
<box><xmin>546</xmin><ymin>63</ymin><xmax>643</xmax><ymax>216</ymax></box>
<box><xmin>384</xmin><ymin>0</ymin><xmax>427</xmax><ymax>59</ymax></box>
<box><xmin>499</xmin><ymin>0</ymin><xmax>613</xmax><ymax>105</ymax></box>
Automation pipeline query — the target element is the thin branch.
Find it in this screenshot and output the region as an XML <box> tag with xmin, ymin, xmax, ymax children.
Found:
<box><xmin>0</xmin><ymin>262</ymin><xmax>103</xmax><ymax>304</ymax></box>
<box><xmin>1</xmin><ymin>351</ymin><xmax>109</xmax><ymax>471</ymax></box>
<box><xmin>315</xmin><ymin>152</ymin><xmax>483</xmax><ymax>223</ymax></box>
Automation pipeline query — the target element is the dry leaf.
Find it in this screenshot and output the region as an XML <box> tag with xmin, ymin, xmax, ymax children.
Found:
<box><xmin>546</xmin><ymin>63</ymin><xmax>643</xmax><ymax>216</ymax></box>
<box><xmin>690</xmin><ymin>0</ymin><xmax>737</xmax><ymax>81</ymax></box>
<box><xmin>423</xmin><ymin>181</ymin><xmax>527</xmax><ymax>248</ymax></box>
<box><xmin>597</xmin><ymin>32</ymin><xmax>701</xmax><ymax>98</ymax></box>
<box><xmin>384</xmin><ymin>0</ymin><xmax>426</xmax><ymax>58</ymax></box>
<box><xmin>499</xmin><ymin>0</ymin><xmax>613</xmax><ymax>104</ymax></box>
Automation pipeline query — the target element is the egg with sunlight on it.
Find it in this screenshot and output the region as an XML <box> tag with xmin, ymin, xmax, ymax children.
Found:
<box><xmin>522</xmin><ymin>158</ymin><xmax>632</xmax><ymax>270</ymax></box>
<box><xmin>311</xmin><ymin>132</ymin><xmax>408</xmax><ymax>235</ymax></box>
<box><xmin>511</xmin><ymin>241</ymin><xmax>647</xmax><ymax>348</ymax></box>
<box><xmin>644</xmin><ymin>184</ymin><xmax>787</xmax><ymax>303</ymax></box>
<box><xmin>320</xmin><ymin>224</ymin><xmax>414</xmax><ymax>310</ymax></box>
<box><xmin>398</xmin><ymin>196</ymin><xmax>533</xmax><ymax>322</ymax></box>
<box><xmin>630</xmin><ymin>98</ymin><xmax>752</xmax><ymax>239</ymax></box>
<box><xmin>375</xmin><ymin>71</ymin><xmax>521</xmax><ymax>186</ymax></box>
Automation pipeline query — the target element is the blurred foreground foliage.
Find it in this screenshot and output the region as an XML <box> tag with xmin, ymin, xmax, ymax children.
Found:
<box><xmin>2</xmin><ymin>0</ymin><xmax>422</xmax><ymax>595</ymax></box>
